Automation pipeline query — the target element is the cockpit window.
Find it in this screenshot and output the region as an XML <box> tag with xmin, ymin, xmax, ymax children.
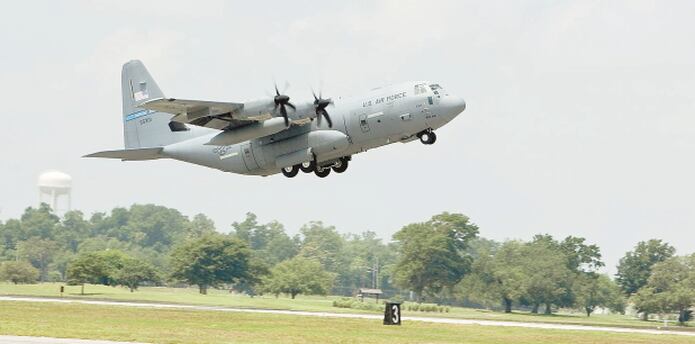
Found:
<box><xmin>429</xmin><ymin>84</ymin><xmax>449</xmax><ymax>96</ymax></box>
<box><xmin>414</xmin><ymin>83</ymin><xmax>428</xmax><ymax>95</ymax></box>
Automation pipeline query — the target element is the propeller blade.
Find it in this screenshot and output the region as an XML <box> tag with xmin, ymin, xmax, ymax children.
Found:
<box><xmin>286</xmin><ymin>103</ymin><xmax>296</xmax><ymax>111</ymax></box>
<box><xmin>280</xmin><ymin>104</ymin><xmax>289</xmax><ymax>126</ymax></box>
<box><xmin>322</xmin><ymin>109</ymin><xmax>333</xmax><ymax>128</ymax></box>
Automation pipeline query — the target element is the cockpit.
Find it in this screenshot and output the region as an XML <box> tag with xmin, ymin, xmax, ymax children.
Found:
<box><xmin>429</xmin><ymin>84</ymin><xmax>448</xmax><ymax>96</ymax></box>
<box><xmin>414</xmin><ymin>83</ymin><xmax>449</xmax><ymax>96</ymax></box>
<box><xmin>415</xmin><ymin>82</ymin><xmax>452</xmax><ymax>106</ymax></box>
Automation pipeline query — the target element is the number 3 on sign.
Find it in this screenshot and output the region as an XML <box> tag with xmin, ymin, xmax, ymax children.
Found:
<box><xmin>391</xmin><ymin>304</ymin><xmax>399</xmax><ymax>324</ymax></box>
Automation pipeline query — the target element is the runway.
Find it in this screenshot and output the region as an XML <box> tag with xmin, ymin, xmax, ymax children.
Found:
<box><xmin>1</xmin><ymin>296</ymin><xmax>694</xmax><ymax>338</ymax></box>
<box><xmin>0</xmin><ymin>336</ymin><xmax>143</xmax><ymax>344</ymax></box>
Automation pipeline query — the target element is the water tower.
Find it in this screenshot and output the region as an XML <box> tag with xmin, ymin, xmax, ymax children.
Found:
<box><xmin>38</xmin><ymin>170</ymin><xmax>72</xmax><ymax>213</ymax></box>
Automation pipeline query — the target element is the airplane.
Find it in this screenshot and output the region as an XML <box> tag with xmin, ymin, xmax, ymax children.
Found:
<box><xmin>86</xmin><ymin>60</ymin><xmax>466</xmax><ymax>178</ymax></box>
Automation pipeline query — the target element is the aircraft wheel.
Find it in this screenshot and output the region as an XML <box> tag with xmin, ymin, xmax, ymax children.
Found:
<box><xmin>332</xmin><ymin>158</ymin><xmax>349</xmax><ymax>173</ymax></box>
<box><xmin>300</xmin><ymin>161</ymin><xmax>315</xmax><ymax>173</ymax></box>
<box><xmin>315</xmin><ymin>166</ymin><xmax>331</xmax><ymax>178</ymax></box>
<box><xmin>419</xmin><ymin>131</ymin><xmax>437</xmax><ymax>145</ymax></box>
<box><xmin>281</xmin><ymin>165</ymin><xmax>300</xmax><ymax>178</ymax></box>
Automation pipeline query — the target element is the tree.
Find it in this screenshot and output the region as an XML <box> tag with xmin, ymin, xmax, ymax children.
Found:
<box><xmin>393</xmin><ymin>212</ymin><xmax>478</xmax><ymax>300</ymax></box>
<box><xmin>558</xmin><ymin>236</ymin><xmax>604</xmax><ymax>273</ymax></box>
<box><xmin>298</xmin><ymin>221</ymin><xmax>346</xmax><ymax>273</ymax></box>
<box><xmin>574</xmin><ymin>274</ymin><xmax>624</xmax><ymax>317</ymax></box>
<box><xmin>125</xmin><ymin>204</ymin><xmax>189</xmax><ymax>250</ymax></box>
<box><xmin>170</xmin><ymin>235</ymin><xmax>252</xmax><ymax>294</ymax></box>
<box><xmin>113</xmin><ymin>258</ymin><xmax>159</xmax><ymax>292</ymax></box>
<box><xmin>230</xmin><ymin>212</ymin><xmax>260</xmax><ymax>244</ymax></box>
<box><xmin>633</xmin><ymin>255</ymin><xmax>695</xmax><ymax>324</ymax></box>
<box><xmin>340</xmin><ymin>231</ymin><xmax>394</xmax><ymax>293</ymax></box>
<box><xmin>0</xmin><ymin>219</ymin><xmax>22</xmax><ymax>259</ymax></box>
<box><xmin>55</xmin><ymin>210</ymin><xmax>90</xmax><ymax>253</ymax></box>
<box><xmin>261</xmin><ymin>256</ymin><xmax>334</xmax><ymax>299</ymax></box>
<box><xmin>19</xmin><ymin>203</ymin><xmax>60</xmax><ymax>239</ymax></box>
<box><xmin>66</xmin><ymin>250</ymin><xmax>129</xmax><ymax>294</ymax></box>
<box><xmin>0</xmin><ymin>261</ymin><xmax>39</xmax><ymax>284</ymax></box>
<box><xmin>257</xmin><ymin>221</ymin><xmax>298</xmax><ymax>265</ymax></box>
<box><xmin>520</xmin><ymin>241</ymin><xmax>574</xmax><ymax>314</ymax></box>
<box><xmin>67</xmin><ymin>252</ymin><xmax>105</xmax><ymax>294</ymax></box>
<box><xmin>616</xmin><ymin>239</ymin><xmax>675</xmax><ymax>295</ymax></box>
<box><xmin>188</xmin><ymin>214</ymin><xmax>217</xmax><ymax>239</ymax></box>
<box><xmin>616</xmin><ymin>239</ymin><xmax>675</xmax><ymax>321</ymax></box>
<box><xmin>459</xmin><ymin>241</ymin><xmax>526</xmax><ymax>313</ymax></box>
<box><xmin>17</xmin><ymin>237</ymin><xmax>59</xmax><ymax>281</ymax></box>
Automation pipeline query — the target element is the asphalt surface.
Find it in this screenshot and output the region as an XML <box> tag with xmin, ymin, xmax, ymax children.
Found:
<box><xmin>1</xmin><ymin>295</ymin><xmax>694</xmax><ymax>339</ymax></box>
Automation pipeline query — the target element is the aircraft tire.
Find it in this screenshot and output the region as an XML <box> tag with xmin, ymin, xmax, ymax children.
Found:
<box><xmin>315</xmin><ymin>166</ymin><xmax>331</xmax><ymax>178</ymax></box>
<box><xmin>281</xmin><ymin>165</ymin><xmax>300</xmax><ymax>178</ymax></box>
<box><xmin>332</xmin><ymin>158</ymin><xmax>349</xmax><ymax>173</ymax></box>
<box><xmin>420</xmin><ymin>131</ymin><xmax>437</xmax><ymax>145</ymax></box>
<box><xmin>300</xmin><ymin>161</ymin><xmax>316</xmax><ymax>173</ymax></box>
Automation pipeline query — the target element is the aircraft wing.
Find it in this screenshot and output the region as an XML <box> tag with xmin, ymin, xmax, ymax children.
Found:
<box><xmin>141</xmin><ymin>98</ymin><xmax>254</xmax><ymax>130</ymax></box>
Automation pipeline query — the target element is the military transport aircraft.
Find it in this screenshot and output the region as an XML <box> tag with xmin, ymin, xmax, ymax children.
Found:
<box><xmin>86</xmin><ymin>60</ymin><xmax>466</xmax><ymax>178</ymax></box>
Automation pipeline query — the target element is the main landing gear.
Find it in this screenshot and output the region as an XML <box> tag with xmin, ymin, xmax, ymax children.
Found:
<box><xmin>281</xmin><ymin>165</ymin><xmax>299</xmax><ymax>178</ymax></box>
<box><xmin>281</xmin><ymin>156</ymin><xmax>350</xmax><ymax>178</ymax></box>
<box><xmin>418</xmin><ymin>130</ymin><xmax>437</xmax><ymax>145</ymax></box>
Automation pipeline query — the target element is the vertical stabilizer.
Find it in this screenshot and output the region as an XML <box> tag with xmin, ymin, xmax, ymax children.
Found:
<box><xmin>121</xmin><ymin>60</ymin><xmax>205</xmax><ymax>148</ymax></box>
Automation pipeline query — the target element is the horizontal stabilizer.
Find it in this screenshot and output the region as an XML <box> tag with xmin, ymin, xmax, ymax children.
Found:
<box><xmin>83</xmin><ymin>147</ymin><xmax>164</xmax><ymax>161</ymax></box>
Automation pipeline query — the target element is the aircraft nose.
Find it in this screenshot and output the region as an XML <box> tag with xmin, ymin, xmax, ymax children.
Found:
<box><xmin>458</xmin><ymin>97</ymin><xmax>466</xmax><ymax>112</ymax></box>
<box><xmin>448</xmin><ymin>96</ymin><xmax>466</xmax><ymax>114</ymax></box>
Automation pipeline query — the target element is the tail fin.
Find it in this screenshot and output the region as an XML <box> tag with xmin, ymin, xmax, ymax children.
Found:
<box><xmin>121</xmin><ymin>60</ymin><xmax>202</xmax><ymax>148</ymax></box>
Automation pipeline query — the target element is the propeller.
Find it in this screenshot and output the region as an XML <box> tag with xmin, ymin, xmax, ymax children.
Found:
<box><xmin>312</xmin><ymin>90</ymin><xmax>333</xmax><ymax>128</ymax></box>
<box><xmin>273</xmin><ymin>84</ymin><xmax>295</xmax><ymax>127</ymax></box>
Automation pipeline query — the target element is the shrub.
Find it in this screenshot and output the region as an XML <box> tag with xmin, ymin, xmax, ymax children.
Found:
<box><xmin>404</xmin><ymin>303</ymin><xmax>446</xmax><ymax>313</ymax></box>
<box><xmin>332</xmin><ymin>297</ymin><xmax>382</xmax><ymax>311</ymax></box>
<box><xmin>0</xmin><ymin>261</ymin><xmax>39</xmax><ymax>284</ymax></box>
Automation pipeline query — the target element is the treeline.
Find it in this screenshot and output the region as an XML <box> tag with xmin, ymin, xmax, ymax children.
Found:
<box><xmin>0</xmin><ymin>204</ymin><xmax>693</xmax><ymax>323</ymax></box>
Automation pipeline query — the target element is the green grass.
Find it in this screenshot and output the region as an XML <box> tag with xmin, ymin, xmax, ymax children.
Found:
<box><xmin>0</xmin><ymin>301</ymin><xmax>692</xmax><ymax>344</ymax></box>
<box><xmin>0</xmin><ymin>283</ymin><xmax>691</xmax><ymax>332</ymax></box>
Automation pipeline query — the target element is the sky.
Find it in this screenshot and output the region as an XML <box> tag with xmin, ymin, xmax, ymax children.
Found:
<box><xmin>1</xmin><ymin>1</ymin><xmax>694</xmax><ymax>274</ymax></box>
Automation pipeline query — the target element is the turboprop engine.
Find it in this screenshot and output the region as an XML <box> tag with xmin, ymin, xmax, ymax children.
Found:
<box><xmin>205</xmin><ymin>117</ymin><xmax>288</xmax><ymax>146</ymax></box>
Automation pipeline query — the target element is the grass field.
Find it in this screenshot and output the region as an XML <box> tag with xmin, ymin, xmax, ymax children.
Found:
<box><xmin>0</xmin><ymin>301</ymin><xmax>693</xmax><ymax>344</ymax></box>
<box><xmin>0</xmin><ymin>283</ymin><xmax>691</xmax><ymax>332</ymax></box>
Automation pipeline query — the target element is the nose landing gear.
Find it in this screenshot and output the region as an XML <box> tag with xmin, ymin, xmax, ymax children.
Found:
<box><xmin>418</xmin><ymin>130</ymin><xmax>437</xmax><ymax>145</ymax></box>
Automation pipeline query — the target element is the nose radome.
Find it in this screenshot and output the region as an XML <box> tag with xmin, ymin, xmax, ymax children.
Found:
<box><xmin>448</xmin><ymin>96</ymin><xmax>466</xmax><ymax>114</ymax></box>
